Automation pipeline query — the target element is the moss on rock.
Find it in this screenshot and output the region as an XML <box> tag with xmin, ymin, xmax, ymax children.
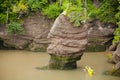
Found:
<box><xmin>85</xmin><ymin>45</ymin><xmax>106</xmax><ymax>52</ymax></box>
<box><xmin>48</xmin><ymin>55</ymin><xmax>81</xmax><ymax>70</ymax></box>
<box><xmin>27</xmin><ymin>42</ymin><xmax>48</xmax><ymax>52</ymax></box>
<box><xmin>104</xmin><ymin>69</ymin><xmax>120</xmax><ymax>77</ymax></box>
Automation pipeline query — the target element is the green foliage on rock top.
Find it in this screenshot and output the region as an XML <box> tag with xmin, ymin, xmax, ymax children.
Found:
<box><xmin>0</xmin><ymin>0</ymin><xmax>120</xmax><ymax>23</ymax></box>
<box><xmin>42</xmin><ymin>2</ymin><xmax>62</xmax><ymax>19</ymax></box>
<box><xmin>65</xmin><ymin>0</ymin><xmax>93</xmax><ymax>27</ymax></box>
<box><xmin>65</xmin><ymin>0</ymin><xmax>85</xmax><ymax>27</ymax></box>
<box><xmin>8</xmin><ymin>21</ymin><xmax>25</xmax><ymax>34</ymax></box>
<box><xmin>0</xmin><ymin>0</ymin><xmax>120</xmax><ymax>37</ymax></box>
<box><xmin>27</xmin><ymin>0</ymin><xmax>48</xmax><ymax>11</ymax></box>
<box><xmin>0</xmin><ymin>14</ymin><xmax>6</xmax><ymax>23</ymax></box>
<box><xmin>0</xmin><ymin>0</ymin><xmax>26</xmax><ymax>34</ymax></box>
<box><xmin>112</xmin><ymin>0</ymin><xmax>120</xmax><ymax>44</ymax></box>
<box><xmin>97</xmin><ymin>0</ymin><xmax>119</xmax><ymax>23</ymax></box>
<box><xmin>0</xmin><ymin>0</ymin><xmax>17</xmax><ymax>24</ymax></box>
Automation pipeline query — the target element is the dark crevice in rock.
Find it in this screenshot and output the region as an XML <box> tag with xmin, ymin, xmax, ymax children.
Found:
<box><xmin>0</xmin><ymin>39</ymin><xmax>15</xmax><ymax>50</ymax></box>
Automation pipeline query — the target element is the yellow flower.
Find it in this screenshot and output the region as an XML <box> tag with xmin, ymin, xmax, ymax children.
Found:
<box><xmin>12</xmin><ymin>2</ymin><xmax>27</xmax><ymax>13</ymax></box>
<box><xmin>13</xmin><ymin>5</ymin><xmax>20</xmax><ymax>13</ymax></box>
<box><xmin>18</xmin><ymin>3</ymin><xmax>27</xmax><ymax>11</ymax></box>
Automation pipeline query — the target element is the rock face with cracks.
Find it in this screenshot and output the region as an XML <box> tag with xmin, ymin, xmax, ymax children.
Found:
<box><xmin>47</xmin><ymin>14</ymin><xmax>88</xmax><ymax>69</ymax></box>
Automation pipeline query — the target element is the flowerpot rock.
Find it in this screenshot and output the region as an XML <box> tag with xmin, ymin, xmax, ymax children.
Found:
<box><xmin>47</xmin><ymin>14</ymin><xmax>88</xmax><ymax>70</ymax></box>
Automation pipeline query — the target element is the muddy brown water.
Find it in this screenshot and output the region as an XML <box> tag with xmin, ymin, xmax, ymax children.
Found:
<box><xmin>0</xmin><ymin>50</ymin><xmax>119</xmax><ymax>80</ymax></box>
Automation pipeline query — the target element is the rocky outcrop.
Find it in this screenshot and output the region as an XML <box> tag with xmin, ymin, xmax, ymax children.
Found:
<box><xmin>87</xmin><ymin>20</ymin><xmax>116</xmax><ymax>52</ymax></box>
<box><xmin>111</xmin><ymin>43</ymin><xmax>120</xmax><ymax>70</ymax></box>
<box><xmin>0</xmin><ymin>13</ymin><xmax>116</xmax><ymax>52</ymax></box>
<box><xmin>106</xmin><ymin>43</ymin><xmax>120</xmax><ymax>76</ymax></box>
<box><xmin>47</xmin><ymin>14</ymin><xmax>88</xmax><ymax>69</ymax></box>
<box><xmin>107</xmin><ymin>42</ymin><xmax>118</xmax><ymax>51</ymax></box>
<box><xmin>0</xmin><ymin>12</ymin><xmax>53</xmax><ymax>51</ymax></box>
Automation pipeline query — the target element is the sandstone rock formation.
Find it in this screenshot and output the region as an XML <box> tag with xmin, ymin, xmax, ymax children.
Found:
<box><xmin>0</xmin><ymin>12</ymin><xmax>53</xmax><ymax>51</ymax></box>
<box><xmin>0</xmin><ymin>12</ymin><xmax>116</xmax><ymax>52</ymax></box>
<box><xmin>107</xmin><ymin>42</ymin><xmax>118</xmax><ymax>51</ymax></box>
<box><xmin>106</xmin><ymin>43</ymin><xmax>120</xmax><ymax>76</ymax></box>
<box><xmin>47</xmin><ymin>14</ymin><xmax>88</xmax><ymax>69</ymax></box>
<box><xmin>87</xmin><ymin>20</ymin><xmax>116</xmax><ymax>52</ymax></box>
<box><xmin>111</xmin><ymin>43</ymin><xmax>120</xmax><ymax>70</ymax></box>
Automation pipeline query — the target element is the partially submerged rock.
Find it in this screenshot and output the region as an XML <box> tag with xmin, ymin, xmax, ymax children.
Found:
<box><xmin>87</xmin><ymin>20</ymin><xmax>116</xmax><ymax>52</ymax></box>
<box><xmin>47</xmin><ymin>14</ymin><xmax>88</xmax><ymax>69</ymax></box>
<box><xmin>107</xmin><ymin>42</ymin><xmax>118</xmax><ymax>51</ymax></box>
<box><xmin>103</xmin><ymin>69</ymin><xmax>120</xmax><ymax>77</ymax></box>
<box><xmin>106</xmin><ymin>42</ymin><xmax>120</xmax><ymax>77</ymax></box>
<box><xmin>111</xmin><ymin>43</ymin><xmax>120</xmax><ymax>70</ymax></box>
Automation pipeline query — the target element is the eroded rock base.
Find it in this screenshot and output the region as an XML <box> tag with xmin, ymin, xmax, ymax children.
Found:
<box><xmin>48</xmin><ymin>55</ymin><xmax>81</xmax><ymax>70</ymax></box>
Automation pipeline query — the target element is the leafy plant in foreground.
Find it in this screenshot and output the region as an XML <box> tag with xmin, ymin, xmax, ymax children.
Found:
<box><xmin>65</xmin><ymin>0</ymin><xmax>89</xmax><ymax>27</ymax></box>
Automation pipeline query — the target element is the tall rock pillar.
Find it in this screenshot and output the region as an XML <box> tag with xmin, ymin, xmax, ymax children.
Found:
<box><xmin>47</xmin><ymin>14</ymin><xmax>88</xmax><ymax>69</ymax></box>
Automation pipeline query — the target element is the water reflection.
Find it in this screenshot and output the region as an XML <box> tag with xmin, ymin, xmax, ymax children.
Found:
<box><xmin>0</xmin><ymin>50</ymin><xmax>119</xmax><ymax>80</ymax></box>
